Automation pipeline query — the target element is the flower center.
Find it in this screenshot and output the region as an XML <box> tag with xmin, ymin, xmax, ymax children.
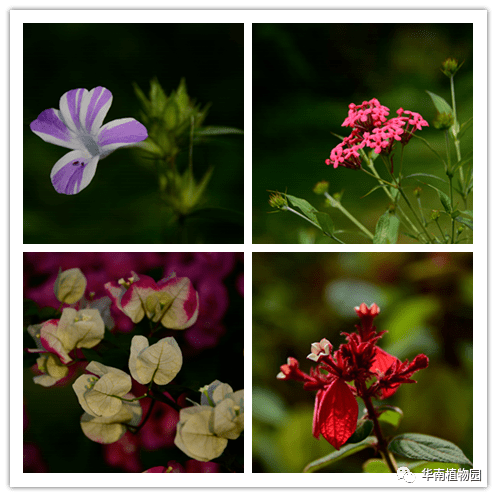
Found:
<box><xmin>79</xmin><ymin>134</ymin><xmax>100</xmax><ymax>157</ymax></box>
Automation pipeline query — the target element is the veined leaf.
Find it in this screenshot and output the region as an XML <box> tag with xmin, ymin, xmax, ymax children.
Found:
<box><xmin>303</xmin><ymin>436</ymin><xmax>377</xmax><ymax>473</ymax></box>
<box><xmin>426</xmin><ymin>91</ymin><xmax>453</xmax><ymax>115</ymax></box>
<box><xmin>388</xmin><ymin>433</ymin><xmax>472</xmax><ymax>466</ymax></box>
<box><xmin>403</xmin><ymin>173</ymin><xmax>447</xmax><ymax>184</ymax></box>
<box><xmin>286</xmin><ymin>194</ymin><xmax>320</xmax><ymax>225</ymax></box>
<box><xmin>373</xmin><ymin>211</ymin><xmax>400</xmax><ymax>244</ymax></box>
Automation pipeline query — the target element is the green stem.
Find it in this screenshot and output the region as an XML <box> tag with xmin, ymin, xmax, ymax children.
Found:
<box><xmin>283</xmin><ymin>205</ymin><xmax>345</xmax><ymax>243</ymax></box>
<box><xmin>361</xmin><ymin>390</ymin><xmax>397</xmax><ymax>473</ymax></box>
<box><xmin>445</xmin><ymin>130</ymin><xmax>455</xmax><ymax>244</ymax></box>
<box><xmin>364</xmin><ymin>156</ymin><xmax>422</xmax><ymax>238</ymax></box>
<box><xmin>435</xmin><ymin>218</ymin><xmax>447</xmax><ymax>242</ymax></box>
<box><xmin>379</xmin><ymin>156</ymin><xmax>434</xmax><ymax>243</ymax></box>
<box><xmin>323</xmin><ymin>193</ymin><xmax>374</xmax><ymax>240</ymax></box>
<box><xmin>450</xmin><ymin>75</ymin><xmax>465</xmax><ymax>199</ymax></box>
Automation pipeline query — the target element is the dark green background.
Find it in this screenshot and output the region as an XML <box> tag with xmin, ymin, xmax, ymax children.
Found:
<box><xmin>24</xmin><ymin>23</ymin><xmax>244</xmax><ymax>244</ymax></box>
<box><xmin>252</xmin><ymin>23</ymin><xmax>473</xmax><ymax>243</ymax></box>
<box><xmin>252</xmin><ymin>252</ymin><xmax>473</xmax><ymax>472</ymax></box>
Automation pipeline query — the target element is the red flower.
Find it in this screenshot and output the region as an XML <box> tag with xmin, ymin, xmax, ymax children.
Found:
<box><xmin>277</xmin><ymin>303</ymin><xmax>429</xmax><ymax>450</ymax></box>
<box><xmin>312</xmin><ymin>379</ymin><xmax>358</xmax><ymax>450</ymax></box>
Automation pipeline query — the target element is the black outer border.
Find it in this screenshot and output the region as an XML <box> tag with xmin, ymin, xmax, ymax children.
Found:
<box><xmin>5</xmin><ymin>0</ymin><xmax>493</xmax><ymax>493</ymax></box>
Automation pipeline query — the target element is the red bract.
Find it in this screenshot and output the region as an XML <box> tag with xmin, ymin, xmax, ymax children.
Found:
<box><xmin>277</xmin><ymin>303</ymin><xmax>429</xmax><ymax>450</ymax></box>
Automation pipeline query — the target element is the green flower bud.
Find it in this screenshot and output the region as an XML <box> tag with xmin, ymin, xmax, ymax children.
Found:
<box><xmin>413</xmin><ymin>187</ymin><xmax>422</xmax><ymax>198</ymax></box>
<box><xmin>441</xmin><ymin>58</ymin><xmax>463</xmax><ymax>77</ymax></box>
<box><xmin>54</xmin><ymin>268</ymin><xmax>87</xmax><ymax>304</ymax></box>
<box><xmin>457</xmin><ymin>226</ymin><xmax>465</xmax><ymax>234</ymax></box>
<box><xmin>430</xmin><ymin>209</ymin><xmax>441</xmax><ymax>220</ymax></box>
<box><xmin>268</xmin><ymin>192</ymin><xmax>287</xmax><ymax>209</ymax></box>
<box><xmin>433</xmin><ymin>112</ymin><xmax>454</xmax><ymax>130</ymax></box>
<box><xmin>313</xmin><ymin>180</ymin><xmax>329</xmax><ymax>195</ymax></box>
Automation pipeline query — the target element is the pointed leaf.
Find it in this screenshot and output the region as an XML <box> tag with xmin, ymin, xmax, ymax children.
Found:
<box><xmin>345</xmin><ymin>419</ymin><xmax>374</xmax><ymax>444</ymax></box>
<box><xmin>377</xmin><ymin>405</ymin><xmax>404</xmax><ymax>429</ymax></box>
<box><xmin>403</xmin><ymin>173</ymin><xmax>447</xmax><ymax>184</ymax></box>
<box><xmin>303</xmin><ymin>436</ymin><xmax>377</xmax><ymax>473</ymax></box>
<box><xmin>388</xmin><ymin>433</ymin><xmax>472</xmax><ymax>465</ymax></box>
<box><xmin>285</xmin><ymin>194</ymin><xmax>320</xmax><ymax>225</ymax></box>
<box><xmin>315</xmin><ymin>212</ymin><xmax>334</xmax><ymax>236</ymax></box>
<box><xmin>363</xmin><ymin>458</ymin><xmax>390</xmax><ymax>473</ymax></box>
<box><xmin>454</xmin><ymin>216</ymin><xmax>473</xmax><ymax>231</ymax></box>
<box><xmin>373</xmin><ymin>211</ymin><xmax>400</xmax><ymax>244</ymax></box>
<box><xmin>426</xmin><ymin>91</ymin><xmax>453</xmax><ymax>115</ymax></box>
<box><xmin>458</xmin><ymin>117</ymin><xmax>473</xmax><ymax>139</ymax></box>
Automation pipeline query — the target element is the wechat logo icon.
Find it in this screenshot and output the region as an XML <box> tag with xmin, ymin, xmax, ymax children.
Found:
<box><xmin>397</xmin><ymin>466</ymin><xmax>416</xmax><ymax>483</ymax></box>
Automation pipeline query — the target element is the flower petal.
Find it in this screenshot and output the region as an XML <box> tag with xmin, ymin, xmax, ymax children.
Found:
<box><xmin>372</xmin><ymin>346</ymin><xmax>400</xmax><ymax>398</ymax></box>
<box><xmin>30</xmin><ymin>108</ymin><xmax>80</xmax><ymax>149</ymax></box>
<box><xmin>316</xmin><ymin>379</ymin><xmax>358</xmax><ymax>450</ymax></box>
<box><xmin>80</xmin><ymin>86</ymin><xmax>113</xmax><ymax>135</ymax></box>
<box><xmin>50</xmin><ymin>150</ymin><xmax>99</xmax><ymax>195</ymax></box>
<box><xmin>59</xmin><ymin>88</ymin><xmax>88</xmax><ymax>133</ymax></box>
<box><xmin>98</xmin><ymin>118</ymin><xmax>148</xmax><ymax>157</ymax></box>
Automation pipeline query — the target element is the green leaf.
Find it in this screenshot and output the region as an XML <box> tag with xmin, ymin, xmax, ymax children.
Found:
<box><xmin>195</xmin><ymin>126</ymin><xmax>243</xmax><ymax>136</ymax></box>
<box><xmin>346</xmin><ymin>419</ymin><xmax>374</xmax><ymax>444</ymax></box>
<box><xmin>419</xmin><ymin>182</ymin><xmax>452</xmax><ymax>214</ymax></box>
<box><xmin>286</xmin><ymin>194</ymin><xmax>320</xmax><ymax>225</ymax></box>
<box><xmin>388</xmin><ymin>433</ymin><xmax>472</xmax><ymax>466</ymax></box>
<box><xmin>426</xmin><ymin>91</ymin><xmax>453</xmax><ymax>115</ymax></box>
<box><xmin>458</xmin><ymin>117</ymin><xmax>473</xmax><ymax>139</ymax></box>
<box><xmin>315</xmin><ymin>212</ymin><xmax>335</xmax><ymax>236</ymax></box>
<box><xmin>459</xmin><ymin>210</ymin><xmax>473</xmax><ymax>218</ymax></box>
<box><xmin>303</xmin><ymin>436</ymin><xmax>377</xmax><ymax>473</ymax></box>
<box><xmin>361</xmin><ymin>184</ymin><xmax>387</xmax><ymax>198</ymax></box>
<box><xmin>454</xmin><ymin>216</ymin><xmax>473</xmax><ymax>231</ymax></box>
<box><xmin>377</xmin><ymin>405</ymin><xmax>403</xmax><ymax>429</ymax></box>
<box><xmin>408</xmin><ymin>461</ymin><xmax>461</xmax><ymax>473</ymax></box>
<box><xmin>373</xmin><ymin>211</ymin><xmax>400</xmax><ymax>244</ymax></box>
<box><xmin>437</xmin><ymin>190</ymin><xmax>452</xmax><ymax>214</ymax></box>
<box><xmin>403</xmin><ymin>173</ymin><xmax>447</xmax><ymax>184</ymax></box>
<box><xmin>363</xmin><ymin>458</ymin><xmax>390</xmax><ymax>473</ymax></box>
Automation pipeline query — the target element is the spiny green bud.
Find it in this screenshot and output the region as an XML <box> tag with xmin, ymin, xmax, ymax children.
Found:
<box><xmin>268</xmin><ymin>192</ymin><xmax>287</xmax><ymax>209</ymax></box>
<box><xmin>431</xmin><ymin>209</ymin><xmax>441</xmax><ymax>220</ymax></box>
<box><xmin>413</xmin><ymin>187</ymin><xmax>422</xmax><ymax>198</ymax></box>
<box><xmin>441</xmin><ymin>58</ymin><xmax>463</xmax><ymax>77</ymax></box>
<box><xmin>433</xmin><ymin>112</ymin><xmax>454</xmax><ymax>130</ymax></box>
<box><xmin>313</xmin><ymin>180</ymin><xmax>329</xmax><ymax>195</ymax></box>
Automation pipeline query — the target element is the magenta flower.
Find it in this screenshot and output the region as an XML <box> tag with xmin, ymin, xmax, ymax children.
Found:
<box><xmin>30</xmin><ymin>87</ymin><xmax>148</xmax><ymax>195</ymax></box>
<box><xmin>326</xmin><ymin>99</ymin><xmax>428</xmax><ymax>168</ymax></box>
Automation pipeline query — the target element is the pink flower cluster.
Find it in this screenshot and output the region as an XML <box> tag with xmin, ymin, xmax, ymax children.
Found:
<box><xmin>326</xmin><ymin>98</ymin><xmax>429</xmax><ymax>169</ymax></box>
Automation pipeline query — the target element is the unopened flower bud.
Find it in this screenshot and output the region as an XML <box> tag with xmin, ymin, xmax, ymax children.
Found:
<box><xmin>54</xmin><ymin>268</ymin><xmax>87</xmax><ymax>304</ymax></box>
<box><xmin>441</xmin><ymin>58</ymin><xmax>463</xmax><ymax>77</ymax></box>
<box><xmin>457</xmin><ymin>226</ymin><xmax>465</xmax><ymax>234</ymax></box>
<box><xmin>413</xmin><ymin>187</ymin><xmax>422</xmax><ymax>198</ymax></box>
<box><xmin>433</xmin><ymin>112</ymin><xmax>454</xmax><ymax>130</ymax></box>
<box><xmin>313</xmin><ymin>180</ymin><xmax>329</xmax><ymax>195</ymax></box>
<box><xmin>268</xmin><ymin>192</ymin><xmax>287</xmax><ymax>209</ymax></box>
<box><xmin>430</xmin><ymin>209</ymin><xmax>441</xmax><ymax>220</ymax></box>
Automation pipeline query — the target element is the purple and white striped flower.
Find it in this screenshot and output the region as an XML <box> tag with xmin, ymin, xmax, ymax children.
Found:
<box><xmin>30</xmin><ymin>87</ymin><xmax>148</xmax><ymax>195</ymax></box>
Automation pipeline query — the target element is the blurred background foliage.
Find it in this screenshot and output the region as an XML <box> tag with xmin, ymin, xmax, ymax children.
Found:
<box><xmin>252</xmin><ymin>252</ymin><xmax>473</xmax><ymax>472</ymax></box>
<box><xmin>252</xmin><ymin>23</ymin><xmax>473</xmax><ymax>243</ymax></box>
<box><xmin>24</xmin><ymin>23</ymin><xmax>243</xmax><ymax>244</ymax></box>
